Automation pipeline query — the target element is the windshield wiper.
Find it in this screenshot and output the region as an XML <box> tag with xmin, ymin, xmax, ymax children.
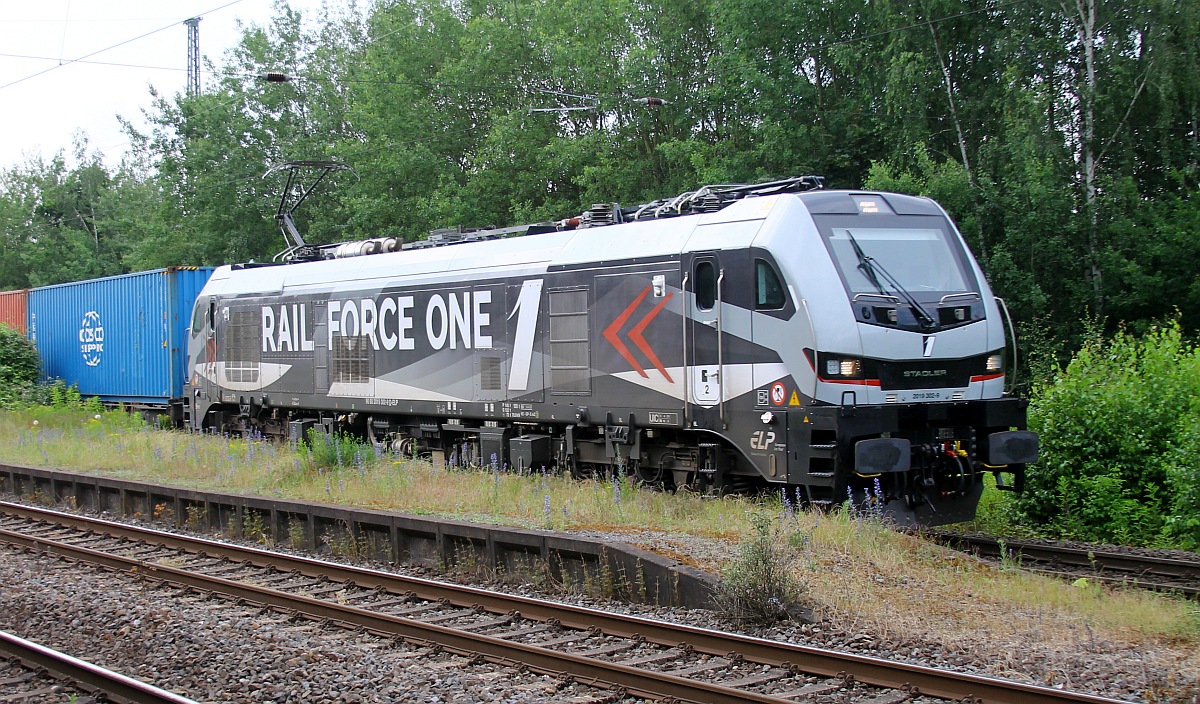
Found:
<box><xmin>845</xmin><ymin>231</ymin><xmax>937</xmax><ymax>330</ymax></box>
<box><xmin>847</xmin><ymin>231</ymin><xmax>887</xmax><ymax>295</ymax></box>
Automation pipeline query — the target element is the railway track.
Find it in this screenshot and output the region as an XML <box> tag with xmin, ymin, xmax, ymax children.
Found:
<box><xmin>0</xmin><ymin>629</ymin><xmax>199</xmax><ymax>704</ymax></box>
<box><xmin>0</xmin><ymin>500</ymin><xmax>1136</xmax><ymax>704</ymax></box>
<box><xmin>923</xmin><ymin>531</ymin><xmax>1200</xmax><ymax>598</ymax></box>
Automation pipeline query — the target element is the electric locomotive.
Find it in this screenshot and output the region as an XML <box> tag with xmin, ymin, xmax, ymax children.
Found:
<box><xmin>185</xmin><ymin>174</ymin><xmax>1037</xmax><ymax>526</ymax></box>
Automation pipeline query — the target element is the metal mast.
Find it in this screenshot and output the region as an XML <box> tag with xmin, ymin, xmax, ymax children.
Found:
<box><xmin>184</xmin><ymin>17</ymin><xmax>202</xmax><ymax>96</ymax></box>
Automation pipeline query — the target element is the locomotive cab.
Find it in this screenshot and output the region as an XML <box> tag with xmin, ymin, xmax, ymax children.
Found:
<box><xmin>751</xmin><ymin>190</ymin><xmax>1037</xmax><ymax>523</ymax></box>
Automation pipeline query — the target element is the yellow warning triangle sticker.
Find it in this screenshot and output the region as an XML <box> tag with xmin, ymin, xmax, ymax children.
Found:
<box><xmin>803</xmin><ymin>416</ymin><xmax>811</xmax><ymax>423</ymax></box>
<box><xmin>789</xmin><ymin>391</ymin><xmax>801</xmax><ymax>406</ymax></box>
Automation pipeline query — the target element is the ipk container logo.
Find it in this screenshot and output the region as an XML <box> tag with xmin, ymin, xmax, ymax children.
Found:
<box><xmin>79</xmin><ymin>311</ymin><xmax>105</xmax><ymax>367</ymax></box>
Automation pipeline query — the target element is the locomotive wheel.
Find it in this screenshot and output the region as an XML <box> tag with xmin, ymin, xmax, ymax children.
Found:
<box><xmin>633</xmin><ymin>460</ymin><xmax>665</xmax><ymax>488</ymax></box>
<box><xmin>396</xmin><ymin>437</ymin><xmax>419</xmax><ymax>458</ymax></box>
<box><xmin>570</xmin><ymin>461</ymin><xmax>598</xmax><ymax>480</ymax></box>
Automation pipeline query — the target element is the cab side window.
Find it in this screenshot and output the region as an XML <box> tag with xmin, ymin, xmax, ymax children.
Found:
<box><xmin>755</xmin><ymin>259</ymin><xmax>786</xmax><ymax>309</ymax></box>
<box><xmin>695</xmin><ymin>261</ymin><xmax>717</xmax><ymax>310</ymax></box>
<box><xmin>191</xmin><ymin>303</ymin><xmax>207</xmax><ymax>337</ymax></box>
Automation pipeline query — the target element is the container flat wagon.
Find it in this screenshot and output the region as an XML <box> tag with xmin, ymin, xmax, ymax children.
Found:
<box><xmin>29</xmin><ymin>267</ymin><xmax>215</xmax><ymax>418</ymax></box>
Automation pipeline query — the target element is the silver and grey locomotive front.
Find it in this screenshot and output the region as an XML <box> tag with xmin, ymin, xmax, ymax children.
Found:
<box><xmin>756</xmin><ymin>190</ymin><xmax>1037</xmax><ymax>523</ymax></box>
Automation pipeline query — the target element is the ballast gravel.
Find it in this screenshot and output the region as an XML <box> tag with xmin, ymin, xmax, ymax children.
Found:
<box><xmin>557</xmin><ymin>530</ymin><xmax>1200</xmax><ymax>704</ymax></box>
<box><xmin>0</xmin><ymin>550</ymin><xmax>629</xmax><ymax>704</ymax></box>
<box><xmin>2</xmin><ymin>505</ymin><xmax>1197</xmax><ymax>703</ymax></box>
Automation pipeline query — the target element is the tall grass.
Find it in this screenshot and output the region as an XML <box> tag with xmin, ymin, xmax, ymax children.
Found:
<box><xmin>1</xmin><ymin>407</ymin><xmax>1197</xmax><ymax>655</ymax></box>
<box><xmin>0</xmin><ymin>408</ymin><xmax>745</xmax><ymax>537</ymax></box>
<box><xmin>796</xmin><ymin>509</ymin><xmax>1200</xmax><ymax>645</ymax></box>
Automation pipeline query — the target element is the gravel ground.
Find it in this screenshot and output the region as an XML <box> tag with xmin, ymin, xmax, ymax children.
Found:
<box><xmin>561</xmin><ymin>528</ymin><xmax>1200</xmax><ymax>703</ymax></box>
<box><xmin>377</xmin><ymin>524</ymin><xmax>1199</xmax><ymax>702</ymax></box>
<box><xmin>0</xmin><ymin>549</ymin><xmax>632</xmax><ymax>704</ymax></box>
<box><xmin>2</xmin><ymin>502</ymin><xmax>1198</xmax><ymax>703</ymax></box>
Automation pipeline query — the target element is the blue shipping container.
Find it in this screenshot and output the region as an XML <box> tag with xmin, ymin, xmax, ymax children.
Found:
<box><xmin>29</xmin><ymin>267</ymin><xmax>215</xmax><ymax>404</ymax></box>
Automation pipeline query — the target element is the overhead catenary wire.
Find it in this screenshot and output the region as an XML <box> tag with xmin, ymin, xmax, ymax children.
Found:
<box><xmin>57</xmin><ymin>0</ymin><xmax>72</xmax><ymax>66</ymax></box>
<box><xmin>233</xmin><ymin>0</ymin><xmax>1039</xmax><ymax>118</ymax></box>
<box><xmin>0</xmin><ymin>52</ymin><xmax>190</xmax><ymax>73</ymax></box>
<box><xmin>0</xmin><ymin>0</ymin><xmax>247</xmax><ymax>92</ymax></box>
<box><xmin>0</xmin><ymin>0</ymin><xmax>1034</xmax><ymax>100</ymax></box>
<box><xmin>0</xmin><ymin>0</ymin><xmax>1042</xmax><ymax>171</ymax></box>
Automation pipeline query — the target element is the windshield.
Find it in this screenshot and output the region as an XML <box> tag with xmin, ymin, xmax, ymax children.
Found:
<box><xmin>824</xmin><ymin>223</ymin><xmax>971</xmax><ymax>296</ymax></box>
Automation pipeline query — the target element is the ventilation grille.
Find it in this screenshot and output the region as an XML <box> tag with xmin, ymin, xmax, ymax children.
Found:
<box><xmin>332</xmin><ymin>336</ymin><xmax>370</xmax><ymax>383</ymax></box>
<box><xmin>223</xmin><ymin>309</ymin><xmax>260</xmax><ymax>383</ymax></box>
<box><xmin>549</xmin><ymin>289</ymin><xmax>590</xmax><ymax>394</ymax></box>
<box><xmin>480</xmin><ymin>356</ymin><xmax>502</xmax><ymax>391</ymax></box>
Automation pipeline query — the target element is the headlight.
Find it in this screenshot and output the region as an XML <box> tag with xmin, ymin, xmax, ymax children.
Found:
<box><xmin>985</xmin><ymin>353</ymin><xmax>1003</xmax><ymax>372</ymax></box>
<box><xmin>822</xmin><ymin>355</ymin><xmax>863</xmax><ymax>378</ymax></box>
<box><xmin>806</xmin><ymin>349</ymin><xmax>869</xmax><ymax>380</ymax></box>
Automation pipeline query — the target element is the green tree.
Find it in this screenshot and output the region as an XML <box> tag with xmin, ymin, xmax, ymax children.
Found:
<box><xmin>0</xmin><ymin>150</ymin><xmax>115</xmax><ymax>288</ymax></box>
<box><xmin>76</xmin><ymin>0</ymin><xmax>1199</xmax><ymax>361</ymax></box>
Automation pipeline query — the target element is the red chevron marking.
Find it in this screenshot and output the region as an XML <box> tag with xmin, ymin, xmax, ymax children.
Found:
<box><xmin>602</xmin><ymin>286</ymin><xmax>651</xmax><ymax>378</ymax></box>
<box><xmin>628</xmin><ymin>291</ymin><xmax>674</xmax><ymax>383</ymax></box>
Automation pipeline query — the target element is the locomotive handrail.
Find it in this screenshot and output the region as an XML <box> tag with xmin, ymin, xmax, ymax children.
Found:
<box><xmin>681</xmin><ymin>273</ymin><xmax>690</xmax><ymax>425</ymax></box>
<box><xmin>851</xmin><ymin>292</ymin><xmax>901</xmax><ymax>303</ymax></box>
<box><xmin>938</xmin><ymin>291</ymin><xmax>981</xmax><ymax>303</ymax></box>
<box><xmin>716</xmin><ymin>269</ymin><xmax>726</xmax><ymax>430</ymax></box>
<box><xmin>996</xmin><ymin>296</ymin><xmax>1018</xmax><ymax>395</ymax></box>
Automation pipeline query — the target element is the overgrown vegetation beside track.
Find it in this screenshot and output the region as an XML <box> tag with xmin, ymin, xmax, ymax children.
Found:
<box><xmin>1023</xmin><ymin>323</ymin><xmax>1200</xmax><ymax>549</ymax></box>
<box><xmin>0</xmin><ymin>325</ymin><xmax>38</xmax><ymax>409</ymax></box>
<box><xmin>1</xmin><ymin>405</ymin><xmax>1197</xmax><ymax>657</ymax></box>
<box><xmin>0</xmin><ymin>405</ymin><xmax>737</xmax><ymax>537</ymax></box>
<box><xmin>956</xmin><ymin>323</ymin><xmax>1200</xmax><ymax>551</ymax></box>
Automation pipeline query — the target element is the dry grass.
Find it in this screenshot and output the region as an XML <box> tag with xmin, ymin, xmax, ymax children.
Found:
<box><xmin>782</xmin><ymin>510</ymin><xmax>1200</xmax><ymax>694</ymax></box>
<box><xmin>2</xmin><ymin>407</ymin><xmax>1198</xmax><ymax>673</ymax></box>
<box><xmin>797</xmin><ymin>512</ymin><xmax>1199</xmax><ymax>642</ymax></box>
<box><xmin>0</xmin><ymin>408</ymin><xmax>748</xmax><ymax>536</ymax></box>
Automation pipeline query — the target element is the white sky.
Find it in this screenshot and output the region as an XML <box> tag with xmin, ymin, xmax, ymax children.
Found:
<box><xmin>0</xmin><ymin>0</ymin><xmax>331</xmax><ymax>170</ymax></box>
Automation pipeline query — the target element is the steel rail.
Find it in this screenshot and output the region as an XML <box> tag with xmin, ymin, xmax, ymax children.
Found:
<box><xmin>0</xmin><ymin>629</ymin><xmax>201</xmax><ymax>704</ymax></box>
<box><xmin>0</xmin><ymin>526</ymin><xmax>805</xmax><ymax>704</ymax></box>
<box><xmin>925</xmin><ymin>532</ymin><xmax>1200</xmax><ymax>597</ymax></box>
<box><xmin>1016</xmin><ymin>565</ymin><xmax>1191</xmax><ymax>595</ymax></box>
<box><xmin>0</xmin><ymin>501</ymin><xmax>1134</xmax><ymax>704</ymax></box>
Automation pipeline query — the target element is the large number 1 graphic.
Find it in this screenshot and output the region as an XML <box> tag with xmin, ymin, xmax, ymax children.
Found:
<box><xmin>507</xmin><ymin>279</ymin><xmax>543</xmax><ymax>392</ymax></box>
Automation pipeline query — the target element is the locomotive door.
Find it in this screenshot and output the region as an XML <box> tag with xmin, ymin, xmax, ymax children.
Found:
<box><xmin>686</xmin><ymin>253</ymin><xmax>724</xmax><ymax>426</ymax></box>
<box><xmin>200</xmin><ymin>297</ymin><xmax>217</xmax><ymax>392</ymax></box>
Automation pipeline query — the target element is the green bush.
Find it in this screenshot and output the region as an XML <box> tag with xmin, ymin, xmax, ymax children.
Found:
<box><xmin>1020</xmin><ymin>322</ymin><xmax>1200</xmax><ymax>548</ymax></box>
<box><xmin>1163</xmin><ymin>412</ymin><xmax>1200</xmax><ymax>550</ymax></box>
<box><xmin>20</xmin><ymin>379</ymin><xmax>85</xmax><ymax>410</ymax></box>
<box><xmin>304</xmin><ymin>428</ymin><xmax>378</xmax><ymax>471</ymax></box>
<box><xmin>712</xmin><ymin>513</ymin><xmax>806</xmax><ymax>624</ymax></box>
<box><xmin>0</xmin><ymin>324</ymin><xmax>39</xmax><ymax>409</ymax></box>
